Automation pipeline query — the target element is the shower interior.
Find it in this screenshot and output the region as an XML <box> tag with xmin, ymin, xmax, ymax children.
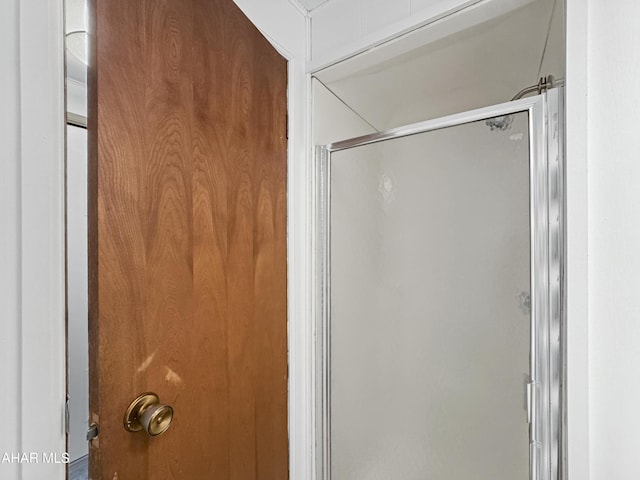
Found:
<box><xmin>312</xmin><ymin>0</ymin><xmax>565</xmax><ymax>478</ymax></box>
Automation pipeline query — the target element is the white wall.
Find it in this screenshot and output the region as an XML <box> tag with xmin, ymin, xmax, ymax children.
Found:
<box><xmin>66</xmin><ymin>125</ymin><xmax>89</xmax><ymax>462</ymax></box>
<box><xmin>312</xmin><ymin>79</ymin><xmax>376</xmax><ymax>145</ymax></box>
<box><xmin>585</xmin><ymin>0</ymin><xmax>640</xmax><ymax>478</ymax></box>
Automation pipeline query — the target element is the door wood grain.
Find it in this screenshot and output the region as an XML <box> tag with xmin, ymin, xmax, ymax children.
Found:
<box><xmin>87</xmin><ymin>0</ymin><xmax>288</xmax><ymax>478</ymax></box>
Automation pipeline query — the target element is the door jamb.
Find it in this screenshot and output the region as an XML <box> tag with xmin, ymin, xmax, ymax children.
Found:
<box><xmin>11</xmin><ymin>0</ymin><xmax>67</xmax><ymax>478</ymax></box>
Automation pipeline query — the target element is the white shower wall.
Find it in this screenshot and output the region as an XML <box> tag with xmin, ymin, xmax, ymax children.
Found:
<box><xmin>329</xmin><ymin>112</ymin><xmax>532</xmax><ymax>479</ymax></box>
<box><xmin>312</xmin><ymin>78</ymin><xmax>376</xmax><ymax>146</ymax></box>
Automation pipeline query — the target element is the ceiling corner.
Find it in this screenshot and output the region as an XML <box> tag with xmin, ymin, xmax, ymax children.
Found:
<box><xmin>292</xmin><ymin>0</ymin><xmax>330</xmax><ymax>13</ymax></box>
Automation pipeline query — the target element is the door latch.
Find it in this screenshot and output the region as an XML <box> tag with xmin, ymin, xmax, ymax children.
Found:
<box><xmin>65</xmin><ymin>397</ymin><xmax>70</xmax><ymax>435</ymax></box>
<box><xmin>87</xmin><ymin>423</ymin><xmax>99</xmax><ymax>441</ymax></box>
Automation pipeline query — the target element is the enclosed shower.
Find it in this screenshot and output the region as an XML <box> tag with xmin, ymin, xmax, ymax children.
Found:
<box><xmin>312</xmin><ymin>0</ymin><xmax>564</xmax><ymax>478</ymax></box>
<box><xmin>315</xmin><ymin>90</ymin><xmax>562</xmax><ymax>480</ymax></box>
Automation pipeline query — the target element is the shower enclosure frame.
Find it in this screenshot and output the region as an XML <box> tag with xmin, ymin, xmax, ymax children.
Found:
<box><xmin>314</xmin><ymin>89</ymin><xmax>564</xmax><ymax>480</ymax></box>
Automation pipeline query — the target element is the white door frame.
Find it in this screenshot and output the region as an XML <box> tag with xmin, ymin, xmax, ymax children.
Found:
<box><xmin>1</xmin><ymin>0</ymin><xmax>67</xmax><ymax>479</ymax></box>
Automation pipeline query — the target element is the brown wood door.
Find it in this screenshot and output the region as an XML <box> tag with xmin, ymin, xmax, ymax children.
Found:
<box><xmin>87</xmin><ymin>0</ymin><xmax>288</xmax><ymax>478</ymax></box>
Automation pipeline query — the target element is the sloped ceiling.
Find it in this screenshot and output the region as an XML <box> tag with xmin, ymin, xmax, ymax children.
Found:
<box><xmin>317</xmin><ymin>0</ymin><xmax>564</xmax><ymax>131</ymax></box>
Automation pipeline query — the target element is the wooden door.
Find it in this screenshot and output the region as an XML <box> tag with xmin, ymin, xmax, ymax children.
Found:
<box><xmin>87</xmin><ymin>0</ymin><xmax>288</xmax><ymax>478</ymax></box>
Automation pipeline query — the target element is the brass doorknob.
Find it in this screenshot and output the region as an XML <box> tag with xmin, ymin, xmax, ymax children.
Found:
<box><xmin>124</xmin><ymin>393</ymin><xmax>173</xmax><ymax>437</ymax></box>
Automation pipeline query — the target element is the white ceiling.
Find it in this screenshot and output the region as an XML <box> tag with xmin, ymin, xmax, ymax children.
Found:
<box><xmin>65</xmin><ymin>0</ymin><xmax>88</xmax><ymax>82</ymax></box>
<box><xmin>295</xmin><ymin>0</ymin><xmax>451</xmax><ymax>14</ymax></box>
<box><xmin>318</xmin><ymin>0</ymin><xmax>563</xmax><ymax>131</ymax></box>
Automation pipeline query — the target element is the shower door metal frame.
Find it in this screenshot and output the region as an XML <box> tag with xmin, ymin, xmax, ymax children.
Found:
<box><xmin>314</xmin><ymin>89</ymin><xmax>564</xmax><ymax>480</ymax></box>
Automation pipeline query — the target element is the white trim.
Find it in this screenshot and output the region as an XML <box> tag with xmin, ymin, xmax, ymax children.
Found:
<box><xmin>0</xmin><ymin>0</ymin><xmax>22</xmax><ymax>477</ymax></box>
<box><xmin>305</xmin><ymin>0</ymin><xmax>334</xmax><ymax>16</ymax></box>
<box><xmin>304</xmin><ymin>13</ymin><xmax>316</xmax><ymax>480</ymax></box>
<box><xmin>564</xmin><ymin>0</ymin><xmax>590</xmax><ymax>479</ymax></box>
<box><xmin>287</xmin><ymin>0</ymin><xmax>312</xmax><ymax>17</ymax></box>
<box><xmin>14</xmin><ymin>0</ymin><xmax>67</xmax><ymax>479</ymax></box>
<box><xmin>285</xmin><ymin>57</ymin><xmax>315</xmax><ymax>480</ymax></box>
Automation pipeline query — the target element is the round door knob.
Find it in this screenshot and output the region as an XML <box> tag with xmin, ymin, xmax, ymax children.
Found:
<box><xmin>140</xmin><ymin>403</ymin><xmax>173</xmax><ymax>436</ymax></box>
<box><xmin>124</xmin><ymin>393</ymin><xmax>174</xmax><ymax>437</ymax></box>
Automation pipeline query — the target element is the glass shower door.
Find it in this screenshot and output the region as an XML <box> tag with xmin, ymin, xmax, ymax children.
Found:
<box><xmin>316</xmin><ymin>91</ymin><xmax>562</xmax><ymax>480</ymax></box>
